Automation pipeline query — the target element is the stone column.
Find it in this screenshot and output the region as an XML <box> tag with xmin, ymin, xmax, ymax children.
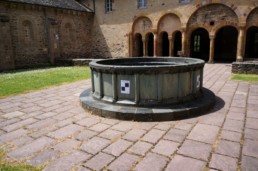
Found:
<box><xmin>128</xmin><ymin>32</ymin><xmax>133</xmax><ymax>56</ymax></box>
<box><xmin>154</xmin><ymin>32</ymin><xmax>158</xmax><ymax>57</ymax></box>
<box><xmin>208</xmin><ymin>35</ymin><xmax>215</xmax><ymax>63</ymax></box>
<box><xmin>181</xmin><ymin>30</ymin><xmax>186</xmax><ymax>57</ymax></box>
<box><xmin>237</xmin><ymin>27</ymin><xmax>245</xmax><ymax>62</ymax></box>
<box><xmin>169</xmin><ymin>35</ymin><xmax>174</xmax><ymax>56</ymax></box>
<box><xmin>143</xmin><ymin>38</ymin><xmax>147</xmax><ymax>56</ymax></box>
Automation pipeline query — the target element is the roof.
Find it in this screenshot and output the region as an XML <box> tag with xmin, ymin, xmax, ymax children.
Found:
<box><xmin>4</xmin><ymin>0</ymin><xmax>93</xmax><ymax>12</ymax></box>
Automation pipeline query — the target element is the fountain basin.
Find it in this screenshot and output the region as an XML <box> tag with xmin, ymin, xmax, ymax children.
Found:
<box><xmin>90</xmin><ymin>57</ymin><xmax>204</xmax><ymax>106</ymax></box>
<box><xmin>80</xmin><ymin>57</ymin><xmax>215</xmax><ymax>121</ymax></box>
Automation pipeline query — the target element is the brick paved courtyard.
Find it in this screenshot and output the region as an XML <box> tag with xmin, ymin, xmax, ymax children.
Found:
<box><xmin>0</xmin><ymin>64</ymin><xmax>258</xmax><ymax>171</ymax></box>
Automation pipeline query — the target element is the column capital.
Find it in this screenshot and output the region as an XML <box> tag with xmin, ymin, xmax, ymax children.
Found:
<box><xmin>209</xmin><ymin>35</ymin><xmax>215</xmax><ymax>40</ymax></box>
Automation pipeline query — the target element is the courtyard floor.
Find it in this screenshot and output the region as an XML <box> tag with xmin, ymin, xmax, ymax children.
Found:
<box><xmin>0</xmin><ymin>64</ymin><xmax>258</xmax><ymax>171</ymax></box>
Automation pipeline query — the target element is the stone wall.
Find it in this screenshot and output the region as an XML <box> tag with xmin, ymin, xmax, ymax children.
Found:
<box><xmin>90</xmin><ymin>0</ymin><xmax>258</xmax><ymax>58</ymax></box>
<box><xmin>232</xmin><ymin>61</ymin><xmax>258</xmax><ymax>74</ymax></box>
<box><xmin>0</xmin><ymin>1</ymin><xmax>93</xmax><ymax>70</ymax></box>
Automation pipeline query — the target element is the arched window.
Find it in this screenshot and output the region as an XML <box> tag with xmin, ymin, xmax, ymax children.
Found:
<box><xmin>22</xmin><ymin>20</ymin><xmax>33</xmax><ymax>43</ymax></box>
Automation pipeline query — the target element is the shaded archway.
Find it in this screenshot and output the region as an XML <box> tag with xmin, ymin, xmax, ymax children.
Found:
<box><xmin>215</xmin><ymin>26</ymin><xmax>238</xmax><ymax>62</ymax></box>
<box><xmin>134</xmin><ymin>33</ymin><xmax>144</xmax><ymax>57</ymax></box>
<box><xmin>190</xmin><ymin>28</ymin><xmax>210</xmax><ymax>61</ymax></box>
<box><xmin>245</xmin><ymin>26</ymin><xmax>258</xmax><ymax>59</ymax></box>
<box><xmin>159</xmin><ymin>32</ymin><xmax>169</xmax><ymax>56</ymax></box>
<box><xmin>173</xmin><ymin>31</ymin><xmax>182</xmax><ymax>57</ymax></box>
<box><xmin>146</xmin><ymin>33</ymin><xmax>154</xmax><ymax>56</ymax></box>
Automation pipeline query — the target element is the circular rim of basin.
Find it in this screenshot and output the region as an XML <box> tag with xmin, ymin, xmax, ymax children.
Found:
<box><xmin>90</xmin><ymin>57</ymin><xmax>205</xmax><ymax>73</ymax></box>
<box><xmin>80</xmin><ymin>88</ymin><xmax>215</xmax><ymax>121</ymax></box>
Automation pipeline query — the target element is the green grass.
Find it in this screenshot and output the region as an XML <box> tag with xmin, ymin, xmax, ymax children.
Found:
<box><xmin>0</xmin><ymin>67</ymin><xmax>91</xmax><ymax>97</ymax></box>
<box><xmin>0</xmin><ymin>150</ymin><xmax>41</xmax><ymax>171</ymax></box>
<box><xmin>232</xmin><ymin>74</ymin><xmax>258</xmax><ymax>82</ymax></box>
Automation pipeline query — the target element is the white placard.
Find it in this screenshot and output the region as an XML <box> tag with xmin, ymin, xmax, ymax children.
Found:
<box><xmin>121</xmin><ymin>80</ymin><xmax>130</xmax><ymax>94</ymax></box>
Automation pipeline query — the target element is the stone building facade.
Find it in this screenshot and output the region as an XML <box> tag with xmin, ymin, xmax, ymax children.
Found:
<box><xmin>0</xmin><ymin>0</ymin><xmax>93</xmax><ymax>70</ymax></box>
<box><xmin>91</xmin><ymin>0</ymin><xmax>258</xmax><ymax>63</ymax></box>
<box><xmin>0</xmin><ymin>0</ymin><xmax>258</xmax><ymax>70</ymax></box>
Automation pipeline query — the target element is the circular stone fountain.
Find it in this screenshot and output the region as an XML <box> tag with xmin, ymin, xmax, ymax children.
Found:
<box><xmin>80</xmin><ymin>57</ymin><xmax>215</xmax><ymax>121</ymax></box>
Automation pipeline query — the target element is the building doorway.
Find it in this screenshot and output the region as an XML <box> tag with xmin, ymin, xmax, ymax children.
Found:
<box><xmin>245</xmin><ymin>26</ymin><xmax>258</xmax><ymax>59</ymax></box>
<box><xmin>134</xmin><ymin>33</ymin><xmax>143</xmax><ymax>57</ymax></box>
<box><xmin>215</xmin><ymin>26</ymin><xmax>238</xmax><ymax>62</ymax></box>
<box><xmin>146</xmin><ymin>33</ymin><xmax>154</xmax><ymax>56</ymax></box>
<box><xmin>160</xmin><ymin>32</ymin><xmax>169</xmax><ymax>56</ymax></box>
<box><xmin>173</xmin><ymin>31</ymin><xmax>182</xmax><ymax>57</ymax></box>
<box><xmin>190</xmin><ymin>28</ymin><xmax>210</xmax><ymax>61</ymax></box>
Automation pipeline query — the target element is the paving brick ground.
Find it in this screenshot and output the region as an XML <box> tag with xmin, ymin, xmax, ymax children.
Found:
<box><xmin>0</xmin><ymin>64</ymin><xmax>258</xmax><ymax>171</ymax></box>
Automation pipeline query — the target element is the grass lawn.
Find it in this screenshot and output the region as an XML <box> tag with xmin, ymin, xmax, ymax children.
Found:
<box><xmin>232</xmin><ymin>74</ymin><xmax>258</xmax><ymax>82</ymax></box>
<box><xmin>0</xmin><ymin>67</ymin><xmax>91</xmax><ymax>97</ymax></box>
<box><xmin>0</xmin><ymin>150</ymin><xmax>41</xmax><ymax>171</ymax></box>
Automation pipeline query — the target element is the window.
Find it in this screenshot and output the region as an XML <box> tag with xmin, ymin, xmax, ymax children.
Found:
<box><xmin>138</xmin><ymin>0</ymin><xmax>147</xmax><ymax>9</ymax></box>
<box><xmin>194</xmin><ymin>35</ymin><xmax>200</xmax><ymax>52</ymax></box>
<box><xmin>179</xmin><ymin>0</ymin><xmax>191</xmax><ymax>4</ymax></box>
<box><xmin>105</xmin><ymin>0</ymin><xmax>112</xmax><ymax>12</ymax></box>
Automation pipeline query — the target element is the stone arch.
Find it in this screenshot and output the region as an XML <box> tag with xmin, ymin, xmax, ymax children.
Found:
<box><xmin>246</xmin><ymin>7</ymin><xmax>258</xmax><ymax>27</ymax></box>
<box><xmin>190</xmin><ymin>28</ymin><xmax>210</xmax><ymax>61</ymax></box>
<box><xmin>245</xmin><ymin>26</ymin><xmax>258</xmax><ymax>59</ymax></box>
<box><xmin>157</xmin><ymin>13</ymin><xmax>181</xmax><ymax>36</ymax></box>
<box><xmin>133</xmin><ymin>33</ymin><xmax>144</xmax><ymax>57</ymax></box>
<box><xmin>214</xmin><ymin>26</ymin><xmax>238</xmax><ymax>62</ymax></box>
<box><xmin>146</xmin><ymin>32</ymin><xmax>154</xmax><ymax>56</ymax></box>
<box><xmin>187</xmin><ymin>3</ymin><xmax>239</xmax><ymax>32</ymax></box>
<box><xmin>132</xmin><ymin>16</ymin><xmax>153</xmax><ymax>35</ymax></box>
<box><xmin>158</xmin><ymin>31</ymin><xmax>169</xmax><ymax>56</ymax></box>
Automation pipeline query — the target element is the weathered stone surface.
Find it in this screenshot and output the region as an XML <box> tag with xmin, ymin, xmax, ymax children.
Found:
<box><xmin>187</xmin><ymin>124</ymin><xmax>220</xmax><ymax>144</ymax></box>
<box><xmin>215</xmin><ymin>140</ymin><xmax>241</xmax><ymax>158</ymax></box>
<box><xmin>80</xmin><ymin>137</ymin><xmax>110</xmax><ymax>155</ymax></box>
<box><xmin>89</xmin><ymin>123</ymin><xmax>110</xmax><ymax>132</ymax></box>
<box><xmin>245</xmin><ymin>128</ymin><xmax>258</xmax><ymax>141</ymax></box>
<box><xmin>28</xmin><ymin>149</ymin><xmax>60</xmax><ymax>166</ymax></box>
<box><xmin>246</xmin><ymin>118</ymin><xmax>258</xmax><ymax>130</ymax></box>
<box><xmin>243</xmin><ymin>139</ymin><xmax>258</xmax><ymax>158</ymax></box>
<box><xmin>128</xmin><ymin>141</ymin><xmax>153</xmax><ymax>156</ymax></box>
<box><xmin>209</xmin><ymin>153</ymin><xmax>237</xmax><ymax>171</ymax></box>
<box><xmin>178</xmin><ymin>140</ymin><xmax>212</xmax><ymax>161</ymax></box>
<box><xmin>76</xmin><ymin>130</ymin><xmax>97</xmax><ymax>141</ymax></box>
<box><xmin>134</xmin><ymin>153</ymin><xmax>168</xmax><ymax>171</ymax></box>
<box><xmin>48</xmin><ymin>124</ymin><xmax>83</xmax><ymax>139</ymax></box>
<box><xmin>152</xmin><ymin>140</ymin><xmax>179</xmax><ymax>157</ymax></box>
<box><xmin>2</xmin><ymin>111</ymin><xmax>25</xmax><ymax>119</ymax></box>
<box><xmin>3</xmin><ymin>118</ymin><xmax>38</xmax><ymax>132</ymax></box>
<box><xmin>108</xmin><ymin>153</ymin><xmax>138</xmax><ymax>171</ymax></box>
<box><xmin>165</xmin><ymin>155</ymin><xmax>206</xmax><ymax>171</ymax></box>
<box><xmin>99</xmin><ymin>129</ymin><xmax>124</xmax><ymax>140</ymax></box>
<box><xmin>26</xmin><ymin>118</ymin><xmax>56</xmax><ymax>130</ymax></box>
<box><xmin>241</xmin><ymin>155</ymin><xmax>258</xmax><ymax>171</ymax></box>
<box><xmin>223</xmin><ymin>119</ymin><xmax>244</xmax><ymax>133</ymax></box>
<box><xmin>163</xmin><ymin>128</ymin><xmax>188</xmax><ymax>143</ymax></box>
<box><xmin>123</xmin><ymin>129</ymin><xmax>146</xmax><ymax>142</ymax></box>
<box><xmin>142</xmin><ymin>129</ymin><xmax>165</xmax><ymax>144</ymax></box>
<box><xmin>84</xmin><ymin>152</ymin><xmax>114</xmax><ymax>171</ymax></box>
<box><xmin>221</xmin><ymin>130</ymin><xmax>242</xmax><ymax>142</ymax></box>
<box><xmin>53</xmin><ymin>139</ymin><xmax>81</xmax><ymax>152</ymax></box>
<box><xmin>111</xmin><ymin>122</ymin><xmax>134</xmax><ymax>132</ymax></box>
<box><xmin>76</xmin><ymin>118</ymin><xmax>99</xmax><ymax>127</ymax></box>
<box><xmin>0</xmin><ymin>129</ymin><xmax>28</xmax><ymax>144</ymax></box>
<box><xmin>8</xmin><ymin>137</ymin><xmax>55</xmax><ymax>159</ymax></box>
<box><xmin>103</xmin><ymin>139</ymin><xmax>132</xmax><ymax>156</ymax></box>
<box><xmin>43</xmin><ymin>150</ymin><xmax>91</xmax><ymax>171</ymax></box>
